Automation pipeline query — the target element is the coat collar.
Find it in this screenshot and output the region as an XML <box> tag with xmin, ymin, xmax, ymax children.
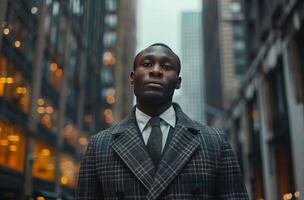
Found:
<box><xmin>147</xmin><ymin>103</ymin><xmax>201</xmax><ymax>199</ymax></box>
<box><xmin>111</xmin><ymin>106</ymin><xmax>155</xmax><ymax>190</ymax></box>
<box><xmin>112</xmin><ymin>103</ymin><xmax>200</xmax><ymax>135</ymax></box>
<box><xmin>111</xmin><ymin>103</ymin><xmax>201</xmax><ymax>197</ymax></box>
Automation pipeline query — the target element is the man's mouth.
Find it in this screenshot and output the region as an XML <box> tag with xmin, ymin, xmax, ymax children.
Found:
<box><xmin>145</xmin><ymin>81</ymin><xmax>164</xmax><ymax>88</ymax></box>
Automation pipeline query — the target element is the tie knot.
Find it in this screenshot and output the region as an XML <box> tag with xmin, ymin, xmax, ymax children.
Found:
<box><xmin>149</xmin><ymin>117</ymin><xmax>160</xmax><ymax>127</ymax></box>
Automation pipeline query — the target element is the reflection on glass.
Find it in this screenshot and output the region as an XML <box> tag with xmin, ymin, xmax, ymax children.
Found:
<box><xmin>0</xmin><ymin>119</ymin><xmax>25</xmax><ymax>172</ymax></box>
<box><xmin>60</xmin><ymin>154</ymin><xmax>79</xmax><ymax>188</ymax></box>
<box><xmin>37</xmin><ymin>97</ymin><xmax>58</xmax><ymax>132</ymax></box>
<box><xmin>0</xmin><ymin>54</ymin><xmax>31</xmax><ymax>113</ymax></box>
<box><xmin>3</xmin><ymin>7</ymin><xmax>35</xmax><ymax>61</ymax></box>
<box><xmin>43</xmin><ymin>60</ymin><xmax>63</xmax><ymax>91</ymax></box>
<box><xmin>32</xmin><ymin>142</ymin><xmax>55</xmax><ymax>181</ymax></box>
<box><xmin>63</xmin><ymin>123</ymin><xmax>78</xmax><ymax>146</ymax></box>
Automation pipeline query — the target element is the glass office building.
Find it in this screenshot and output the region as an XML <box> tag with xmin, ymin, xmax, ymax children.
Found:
<box><xmin>0</xmin><ymin>0</ymin><xmax>133</xmax><ymax>199</ymax></box>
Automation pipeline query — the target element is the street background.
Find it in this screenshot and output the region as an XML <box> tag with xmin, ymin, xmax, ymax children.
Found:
<box><xmin>0</xmin><ymin>0</ymin><xmax>303</xmax><ymax>199</ymax></box>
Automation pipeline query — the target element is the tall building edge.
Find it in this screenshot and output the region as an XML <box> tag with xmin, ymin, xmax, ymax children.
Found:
<box><xmin>0</xmin><ymin>0</ymin><xmax>137</xmax><ymax>199</ymax></box>
<box><xmin>225</xmin><ymin>0</ymin><xmax>304</xmax><ymax>199</ymax></box>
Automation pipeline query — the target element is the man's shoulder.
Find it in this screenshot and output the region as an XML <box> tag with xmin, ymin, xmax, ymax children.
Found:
<box><xmin>191</xmin><ymin>120</ymin><xmax>227</xmax><ymax>141</ymax></box>
<box><xmin>174</xmin><ymin>103</ymin><xmax>226</xmax><ymax>139</ymax></box>
<box><xmin>92</xmin><ymin>123</ymin><xmax>119</xmax><ymax>140</ymax></box>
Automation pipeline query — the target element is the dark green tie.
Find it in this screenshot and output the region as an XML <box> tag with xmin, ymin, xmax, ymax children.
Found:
<box><xmin>147</xmin><ymin>117</ymin><xmax>162</xmax><ymax>166</ymax></box>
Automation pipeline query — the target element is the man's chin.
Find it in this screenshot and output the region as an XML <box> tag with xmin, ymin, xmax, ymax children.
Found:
<box><xmin>142</xmin><ymin>93</ymin><xmax>168</xmax><ymax>104</ymax></box>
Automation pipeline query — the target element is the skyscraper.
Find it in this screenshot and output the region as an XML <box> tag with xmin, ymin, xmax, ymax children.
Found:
<box><xmin>179</xmin><ymin>12</ymin><xmax>205</xmax><ymax>124</ymax></box>
<box><xmin>225</xmin><ymin>0</ymin><xmax>304</xmax><ymax>199</ymax></box>
<box><xmin>202</xmin><ymin>0</ymin><xmax>223</xmax><ymax>125</ymax></box>
<box><xmin>0</xmin><ymin>0</ymin><xmax>136</xmax><ymax>199</ymax></box>
<box><xmin>218</xmin><ymin>0</ymin><xmax>246</xmax><ymax>109</ymax></box>
<box><xmin>203</xmin><ymin>0</ymin><xmax>246</xmax><ymax>126</ymax></box>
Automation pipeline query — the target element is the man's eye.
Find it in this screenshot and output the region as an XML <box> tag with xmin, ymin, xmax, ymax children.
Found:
<box><xmin>162</xmin><ymin>64</ymin><xmax>171</xmax><ymax>69</ymax></box>
<box><xmin>143</xmin><ymin>62</ymin><xmax>152</xmax><ymax>67</ymax></box>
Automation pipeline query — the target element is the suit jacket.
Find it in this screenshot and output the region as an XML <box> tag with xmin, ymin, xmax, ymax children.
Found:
<box><xmin>76</xmin><ymin>104</ymin><xmax>248</xmax><ymax>200</ymax></box>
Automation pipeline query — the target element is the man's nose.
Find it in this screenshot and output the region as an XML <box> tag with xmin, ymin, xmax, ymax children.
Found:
<box><xmin>149</xmin><ymin>63</ymin><xmax>163</xmax><ymax>76</ymax></box>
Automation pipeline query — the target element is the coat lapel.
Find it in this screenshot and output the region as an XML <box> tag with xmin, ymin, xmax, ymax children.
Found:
<box><xmin>147</xmin><ymin>104</ymin><xmax>201</xmax><ymax>200</ymax></box>
<box><xmin>110</xmin><ymin>109</ymin><xmax>156</xmax><ymax>191</ymax></box>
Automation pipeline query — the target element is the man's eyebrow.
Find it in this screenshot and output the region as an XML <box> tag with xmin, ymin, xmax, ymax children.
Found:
<box><xmin>137</xmin><ymin>55</ymin><xmax>154</xmax><ymax>62</ymax></box>
<box><xmin>140</xmin><ymin>55</ymin><xmax>154</xmax><ymax>59</ymax></box>
<box><xmin>140</xmin><ymin>53</ymin><xmax>175</xmax><ymax>60</ymax></box>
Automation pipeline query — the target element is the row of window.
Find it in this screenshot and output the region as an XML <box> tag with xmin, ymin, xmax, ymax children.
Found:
<box><xmin>0</xmin><ymin>51</ymin><xmax>90</xmax><ymax>146</ymax></box>
<box><xmin>0</xmin><ymin>119</ymin><xmax>79</xmax><ymax>188</ymax></box>
<box><xmin>230</xmin><ymin>26</ymin><xmax>304</xmax><ymax>200</ymax></box>
<box><xmin>0</xmin><ymin>54</ymin><xmax>31</xmax><ymax>113</ymax></box>
<box><xmin>232</xmin><ymin>67</ymin><xmax>294</xmax><ymax>199</ymax></box>
<box><xmin>3</xmin><ymin>3</ymin><xmax>35</xmax><ymax>63</ymax></box>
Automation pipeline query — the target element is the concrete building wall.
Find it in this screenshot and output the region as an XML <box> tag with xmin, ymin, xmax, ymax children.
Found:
<box><xmin>218</xmin><ymin>0</ymin><xmax>240</xmax><ymax>109</ymax></box>
<box><xmin>114</xmin><ymin>0</ymin><xmax>137</xmax><ymax>122</ymax></box>
<box><xmin>226</xmin><ymin>0</ymin><xmax>304</xmax><ymax>199</ymax></box>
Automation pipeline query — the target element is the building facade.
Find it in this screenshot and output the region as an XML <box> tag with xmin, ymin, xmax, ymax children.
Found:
<box><xmin>180</xmin><ymin>12</ymin><xmax>205</xmax><ymax>124</ymax></box>
<box><xmin>113</xmin><ymin>0</ymin><xmax>137</xmax><ymax>122</ymax></box>
<box><xmin>226</xmin><ymin>0</ymin><xmax>304</xmax><ymax>199</ymax></box>
<box><xmin>0</xmin><ymin>0</ymin><xmax>136</xmax><ymax>199</ymax></box>
<box><xmin>202</xmin><ymin>0</ymin><xmax>223</xmax><ymax>125</ymax></box>
<box><xmin>218</xmin><ymin>0</ymin><xmax>246</xmax><ymax>109</ymax></box>
<box><xmin>203</xmin><ymin>0</ymin><xmax>246</xmax><ymax>126</ymax></box>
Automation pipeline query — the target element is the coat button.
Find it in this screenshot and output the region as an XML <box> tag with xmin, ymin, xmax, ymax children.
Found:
<box><xmin>116</xmin><ymin>190</ymin><xmax>124</xmax><ymax>200</ymax></box>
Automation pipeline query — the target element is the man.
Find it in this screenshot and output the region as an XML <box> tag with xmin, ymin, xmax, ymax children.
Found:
<box><xmin>76</xmin><ymin>43</ymin><xmax>248</xmax><ymax>199</ymax></box>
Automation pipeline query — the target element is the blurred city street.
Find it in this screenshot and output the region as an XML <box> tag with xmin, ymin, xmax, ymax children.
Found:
<box><xmin>0</xmin><ymin>0</ymin><xmax>304</xmax><ymax>199</ymax></box>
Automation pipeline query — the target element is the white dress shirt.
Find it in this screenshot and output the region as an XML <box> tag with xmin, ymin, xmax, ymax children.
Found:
<box><xmin>135</xmin><ymin>105</ymin><xmax>176</xmax><ymax>152</ymax></box>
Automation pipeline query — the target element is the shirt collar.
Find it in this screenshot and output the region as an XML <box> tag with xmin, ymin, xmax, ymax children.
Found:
<box><xmin>135</xmin><ymin>105</ymin><xmax>176</xmax><ymax>132</ymax></box>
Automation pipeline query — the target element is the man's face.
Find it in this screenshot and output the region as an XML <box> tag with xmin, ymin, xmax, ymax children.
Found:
<box><xmin>130</xmin><ymin>45</ymin><xmax>181</xmax><ymax>105</ymax></box>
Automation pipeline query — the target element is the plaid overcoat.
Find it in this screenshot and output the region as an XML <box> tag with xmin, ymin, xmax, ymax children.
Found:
<box><xmin>76</xmin><ymin>104</ymin><xmax>248</xmax><ymax>200</ymax></box>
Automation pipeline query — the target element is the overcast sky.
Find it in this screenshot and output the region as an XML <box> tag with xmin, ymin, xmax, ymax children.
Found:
<box><xmin>136</xmin><ymin>0</ymin><xmax>201</xmax><ymax>56</ymax></box>
<box><xmin>136</xmin><ymin>0</ymin><xmax>202</xmax><ymax>102</ymax></box>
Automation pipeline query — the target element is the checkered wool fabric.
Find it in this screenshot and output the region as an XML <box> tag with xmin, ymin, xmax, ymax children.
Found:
<box><xmin>76</xmin><ymin>103</ymin><xmax>249</xmax><ymax>200</ymax></box>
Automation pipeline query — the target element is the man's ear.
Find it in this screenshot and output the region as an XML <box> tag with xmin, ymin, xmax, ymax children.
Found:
<box><xmin>175</xmin><ymin>77</ymin><xmax>181</xmax><ymax>89</ymax></box>
<box><xmin>130</xmin><ymin>71</ymin><xmax>134</xmax><ymax>85</ymax></box>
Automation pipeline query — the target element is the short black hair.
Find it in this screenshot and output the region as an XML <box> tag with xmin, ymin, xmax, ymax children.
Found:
<box><xmin>133</xmin><ymin>43</ymin><xmax>181</xmax><ymax>75</ymax></box>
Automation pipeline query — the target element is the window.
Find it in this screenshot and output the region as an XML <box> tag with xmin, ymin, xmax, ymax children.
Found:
<box><xmin>275</xmin><ymin>143</ymin><xmax>295</xmax><ymax>198</ymax></box>
<box><xmin>233</xmin><ymin>24</ymin><xmax>244</xmax><ymax>39</ymax></box>
<box><xmin>43</xmin><ymin>58</ymin><xmax>63</xmax><ymax>92</ymax></box>
<box><xmin>69</xmin><ymin>0</ymin><xmax>84</xmax><ymax>16</ymax></box>
<box><xmin>63</xmin><ymin>123</ymin><xmax>79</xmax><ymax>147</ymax></box>
<box><xmin>0</xmin><ymin>54</ymin><xmax>31</xmax><ymax>113</ymax></box>
<box><xmin>288</xmin><ymin>30</ymin><xmax>304</xmax><ymax>103</ymax></box>
<box><xmin>0</xmin><ymin>119</ymin><xmax>25</xmax><ymax>172</ymax></box>
<box><xmin>100</xmin><ymin>68</ymin><xmax>114</xmax><ymax>84</ymax></box>
<box><xmin>103</xmin><ymin>32</ymin><xmax>117</xmax><ymax>48</ymax></box>
<box><xmin>233</xmin><ymin>22</ymin><xmax>246</xmax><ymax>77</ymax></box>
<box><xmin>57</xmin><ymin>14</ymin><xmax>66</xmax><ymax>54</ymax></box>
<box><xmin>32</xmin><ymin>141</ymin><xmax>55</xmax><ymax>181</ymax></box>
<box><xmin>257</xmin><ymin>0</ymin><xmax>266</xmax><ymax>20</ymax></box>
<box><xmin>234</xmin><ymin>41</ymin><xmax>245</xmax><ymax>50</ymax></box>
<box><xmin>3</xmin><ymin>6</ymin><xmax>35</xmax><ymax>61</ymax></box>
<box><xmin>105</xmin><ymin>0</ymin><xmax>117</xmax><ymax>12</ymax></box>
<box><xmin>0</xmin><ymin>55</ymin><xmax>8</xmax><ymax>97</ymax></box>
<box><xmin>66</xmin><ymin>87</ymin><xmax>78</xmax><ymax>122</ymax></box>
<box><xmin>37</xmin><ymin>97</ymin><xmax>58</xmax><ymax>133</ymax></box>
<box><xmin>230</xmin><ymin>1</ymin><xmax>242</xmax><ymax>18</ymax></box>
<box><xmin>60</xmin><ymin>154</ymin><xmax>79</xmax><ymax>188</ymax></box>
<box><xmin>267</xmin><ymin>59</ymin><xmax>290</xmax><ymax>136</ymax></box>
<box><xmin>12</xmin><ymin>17</ymin><xmax>34</xmax><ymax>61</ymax></box>
<box><xmin>247</xmin><ymin>96</ymin><xmax>264</xmax><ymax>200</ymax></box>
<box><xmin>265</xmin><ymin>59</ymin><xmax>295</xmax><ymax>197</ymax></box>
<box><xmin>105</xmin><ymin>14</ymin><xmax>117</xmax><ymax>28</ymax></box>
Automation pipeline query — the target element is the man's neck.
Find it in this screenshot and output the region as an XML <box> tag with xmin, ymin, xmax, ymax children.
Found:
<box><xmin>136</xmin><ymin>101</ymin><xmax>172</xmax><ymax>117</ymax></box>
